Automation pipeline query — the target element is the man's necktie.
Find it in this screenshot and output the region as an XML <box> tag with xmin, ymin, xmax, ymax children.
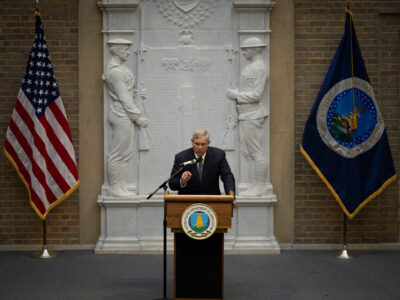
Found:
<box><xmin>198</xmin><ymin>162</ymin><xmax>203</xmax><ymax>180</ymax></box>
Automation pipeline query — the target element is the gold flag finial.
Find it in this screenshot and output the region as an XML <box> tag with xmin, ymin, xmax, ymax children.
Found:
<box><xmin>34</xmin><ymin>0</ymin><xmax>41</xmax><ymax>17</ymax></box>
<box><xmin>34</xmin><ymin>0</ymin><xmax>41</xmax><ymax>16</ymax></box>
<box><xmin>346</xmin><ymin>0</ymin><xmax>353</xmax><ymax>15</ymax></box>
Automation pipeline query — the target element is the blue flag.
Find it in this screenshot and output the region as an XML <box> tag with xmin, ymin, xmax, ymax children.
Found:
<box><xmin>300</xmin><ymin>8</ymin><xmax>397</xmax><ymax>219</ymax></box>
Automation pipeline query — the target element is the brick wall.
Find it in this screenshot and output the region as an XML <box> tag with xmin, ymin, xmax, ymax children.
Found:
<box><xmin>0</xmin><ymin>0</ymin><xmax>79</xmax><ymax>246</ymax></box>
<box><xmin>294</xmin><ymin>0</ymin><xmax>400</xmax><ymax>244</ymax></box>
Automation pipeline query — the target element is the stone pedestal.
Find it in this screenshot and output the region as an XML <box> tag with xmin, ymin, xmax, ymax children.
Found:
<box><xmin>95</xmin><ymin>194</ymin><xmax>172</xmax><ymax>253</ymax></box>
<box><xmin>95</xmin><ymin>193</ymin><xmax>278</xmax><ymax>253</ymax></box>
<box><xmin>229</xmin><ymin>194</ymin><xmax>279</xmax><ymax>252</ymax></box>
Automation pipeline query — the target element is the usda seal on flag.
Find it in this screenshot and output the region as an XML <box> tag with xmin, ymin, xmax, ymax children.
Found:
<box><xmin>316</xmin><ymin>77</ymin><xmax>384</xmax><ymax>158</ymax></box>
<box><xmin>181</xmin><ymin>204</ymin><xmax>217</xmax><ymax>240</ymax></box>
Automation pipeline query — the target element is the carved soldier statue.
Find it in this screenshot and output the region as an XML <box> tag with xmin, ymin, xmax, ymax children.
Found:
<box><xmin>226</xmin><ymin>37</ymin><xmax>268</xmax><ymax>197</ymax></box>
<box><xmin>103</xmin><ymin>38</ymin><xmax>149</xmax><ymax>197</ymax></box>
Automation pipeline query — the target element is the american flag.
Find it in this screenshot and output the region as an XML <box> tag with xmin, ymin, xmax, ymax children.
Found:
<box><xmin>3</xmin><ymin>9</ymin><xmax>79</xmax><ymax>220</ymax></box>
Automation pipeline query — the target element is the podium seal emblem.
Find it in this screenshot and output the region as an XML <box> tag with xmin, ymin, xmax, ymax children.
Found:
<box><xmin>181</xmin><ymin>203</ymin><xmax>218</xmax><ymax>240</ymax></box>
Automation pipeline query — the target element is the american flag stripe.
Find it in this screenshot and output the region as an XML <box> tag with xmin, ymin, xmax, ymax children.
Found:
<box><xmin>13</xmin><ymin>93</ymin><xmax>71</xmax><ymax>194</ymax></box>
<box><xmin>47</xmin><ymin>104</ymin><xmax>77</xmax><ymax>173</ymax></box>
<box><xmin>3</xmin><ymin>9</ymin><xmax>78</xmax><ymax>220</ymax></box>
<box><xmin>4</xmin><ymin>139</ymin><xmax>47</xmax><ymax>214</ymax></box>
<box><xmin>39</xmin><ymin>110</ymin><xmax>79</xmax><ymax>180</ymax></box>
<box><xmin>5</xmin><ymin>128</ymin><xmax>53</xmax><ymax>211</ymax></box>
<box><xmin>7</xmin><ymin>118</ymin><xmax>57</xmax><ymax>205</ymax></box>
<box><xmin>50</xmin><ymin>98</ymin><xmax>73</xmax><ymax>143</ymax></box>
<box><xmin>46</xmin><ymin>98</ymin><xmax>78</xmax><ymax>174</ymax></box>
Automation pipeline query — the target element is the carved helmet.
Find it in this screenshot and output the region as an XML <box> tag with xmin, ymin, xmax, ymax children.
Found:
<box><xmin>240</xmin><ymin>37</ymin><xmax>266</xmax><ymax>48</ymax></box>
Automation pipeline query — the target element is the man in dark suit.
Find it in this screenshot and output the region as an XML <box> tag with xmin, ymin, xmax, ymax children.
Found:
<box><xmin>169</xmin><ymin>128</ymin><xmax>235</xmax><ymax>298</ymax></box>
<box><xmin>169</xmin><ymin>128</ymin><xmax>236</xmax><ymax>203</ymax></box>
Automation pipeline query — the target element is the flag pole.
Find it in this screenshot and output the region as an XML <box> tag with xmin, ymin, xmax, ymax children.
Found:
<box><xmin>33</xmin><ymin>220</ymin><xmax>58</xmax><ymax>259</ymax></box>
<box><xmin>30</xmin><ymin>1</ymin><xmax>57</xmax><ymax>260</ymax></box>
<box><xmin>347</xmin><ymin>0</ymin><xmax>358</xmax><ymax>131</ymax></box>
<box><xmin>332</xmin><ymin>0</ymin><xmax>356</xmax><ymax>260</ymax></box>
<box><xmin>335</xmin><ymin>213</ymin><xmax>355</xmax><ymax>259</ymax></box>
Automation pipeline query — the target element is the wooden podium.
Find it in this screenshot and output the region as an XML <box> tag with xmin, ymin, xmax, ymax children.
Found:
<box><xmin>165</xmin><ymin>192</ymin><xmax>234</xmax><ymax>300</ymax></box>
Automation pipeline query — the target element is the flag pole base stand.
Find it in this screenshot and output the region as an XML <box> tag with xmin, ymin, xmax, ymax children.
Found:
<box><xmin>33</xmin><ymin>245</ymin><xmax>58</xmax><ymax>259</ymax></box>
<box><xmin>334</xmin><ymin>245</ymin><xmax>355</xmax><ymax>259</ymax></box>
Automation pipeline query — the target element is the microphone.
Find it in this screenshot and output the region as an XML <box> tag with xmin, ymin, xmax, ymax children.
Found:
<box><xmin>179</xmin><ymin>157</ymin><xmax>203</xmax><ymax>167</ymax></box>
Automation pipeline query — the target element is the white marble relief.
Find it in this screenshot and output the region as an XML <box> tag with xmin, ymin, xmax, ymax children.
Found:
<box><xmin>137</xmin><ymin>47</ymin><xmax>152</xmax><ymax>151</ymax></box>
<box><xmin>223</xmin><ymin>47</ymin><xmax>238</xmax><ymax>150</ymax></box>
<box><xmin>102</xmin><ymin>38</ymin><xmax>149</xmax><ymax>197</ymax></box>
<box><xmin>96</xmin><ymin>0</ymin><xmax>279</xmax><ymax>254</ymax></box>
<box><xmin>226</xmin><ymin>37</ymin><xmax>269</xmax><ymax>197</ymax></box>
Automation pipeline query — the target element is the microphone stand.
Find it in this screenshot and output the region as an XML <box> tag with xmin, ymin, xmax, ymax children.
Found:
<box><xmin>147</xmin><ymin>157</ymin><xmax>201</xmax><ymax>199</ymax></box>
<box><xmin>147</xmin><ymin>166</ymin><xmax>183</xmax><ymax>200</ymax></box>
<box><xmin>147</xmin><ymin>166</ymin><xmax>184</xmax><ymax>300</ymax></box>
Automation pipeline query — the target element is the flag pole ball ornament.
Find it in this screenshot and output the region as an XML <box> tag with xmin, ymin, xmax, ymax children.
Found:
<box><xmin>317</xmin><ymin>77</ymin><xmax>384</xmax><ymax>158</ymax></box>
<box><xmin>181</xmin><ymin>204</ymin><xmax>218</xmax><ymax>240</ymax></box>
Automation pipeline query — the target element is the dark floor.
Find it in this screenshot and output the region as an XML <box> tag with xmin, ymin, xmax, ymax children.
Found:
<box><xmin>1</xmin><ymin>250</ymin><xmax>400</xmax><ymax>300</ymax></box>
